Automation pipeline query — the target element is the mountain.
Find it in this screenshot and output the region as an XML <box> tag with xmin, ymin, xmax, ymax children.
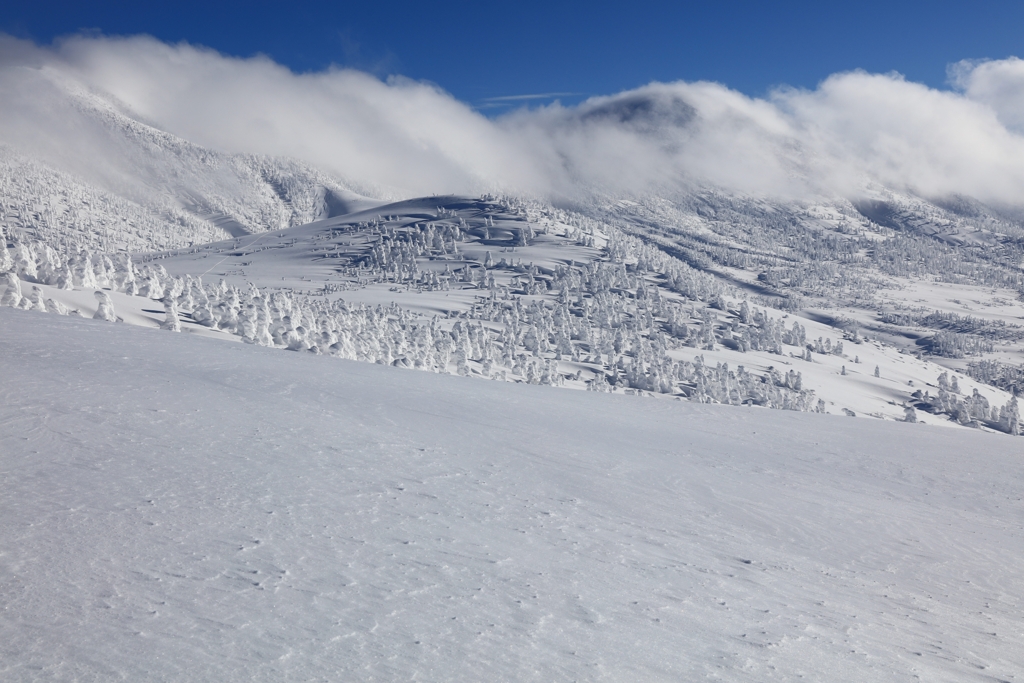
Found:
<box><xmin>0</xmin><ymin>66</ymin><xmax>390</xmax><ymax>253</ymax></box>
<box><xmin>4</xmin><ymin>44</ymin><xmax>1024</xmax><ymax>681</ymax></box>
<box><xmin>4</xmin><ymin>102</ymin><xmax>1023</xmax><ymax>429</ymax></box>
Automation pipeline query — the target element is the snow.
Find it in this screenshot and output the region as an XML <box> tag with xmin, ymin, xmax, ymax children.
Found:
<box><xmin>2</xmin><ymin>306</ymin><xmax>1023</xmax><ymax>681</ymax></box>
<box><xmin>6</xmin><ymin>189</ymin><xmax>1020</xmax><ymax>432</ymax></box>
<box><xmin>130</xmin><ymin>194</ymin><xmax>1014</xmax><ymax>427</ymax></box>
<box><xmin>6</xmin><ymin>45</ymin><xmax>1024</xmax><ymax>682</ymax></box>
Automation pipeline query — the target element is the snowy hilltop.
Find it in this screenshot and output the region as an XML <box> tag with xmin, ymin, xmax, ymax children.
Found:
<box><xmin>4</xmin><ymin>41</ymin><xmax>1024</xmax><ymax>436</ymax></box>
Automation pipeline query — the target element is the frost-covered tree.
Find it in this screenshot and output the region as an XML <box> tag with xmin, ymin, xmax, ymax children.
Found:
<box><xmin>160</xmin><ymin>296</ymin><xmax>181</xmax><ymax>332</ymax></box>
<box><xmin>1</xmin><ymin>273</ymin><xmax>23</xmax><ymax>308</ymax></box>
<box><xmin>0</xmin><ymin>244</ymin><xmax>13</xmax><ymax>274</ymax></box>
<box><xmin>1000</xmin><ymin>396</ymin><xmax>1020</xmax><ymax>435</ymax></box>
<box><xmin>29</xmin><ymin>286</ymin><xmax>47</xmax><ymax>312</ymax></box>
<box><xmin>93</xmin><ymin>291</ymin><xmax>117</xmax><ymax>322</ymax></box>
<box><xmin>45</xmin><ymin>297</ymin><xmax>68</xmax><ymax>316</ymax></box>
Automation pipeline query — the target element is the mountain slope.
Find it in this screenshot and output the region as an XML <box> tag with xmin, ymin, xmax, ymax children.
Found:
<box><xmin>129</xmin><ymin>194</ymin><xmax>1017</xmax><ymax>429</ymax></box>
<box><xmin>0</xmin><ymin>68</ymin><xmax>389</xmax><ymax>250</ymax></box>
<box><xmin>2</xmin><ymin>307</ymin><xmax>1022</xmax><ymax>682</ymax></box>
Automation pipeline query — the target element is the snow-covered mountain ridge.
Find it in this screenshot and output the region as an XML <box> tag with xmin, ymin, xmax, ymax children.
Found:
<box><xmin>0</xmin><ymin>67</ymin><xmax>390</xmax><ymax>251</ymax></box>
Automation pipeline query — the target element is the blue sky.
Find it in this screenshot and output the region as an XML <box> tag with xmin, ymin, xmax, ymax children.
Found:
<box><xmin>3</xmin><ymin>0</ymin><xmax>1023</xmax><ymax>112</ymax></box>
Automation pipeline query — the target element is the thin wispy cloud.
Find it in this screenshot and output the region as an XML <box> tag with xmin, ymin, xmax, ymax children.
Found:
<box><xmin>476</xmin><ymin>93</ymin><xmax>584</xmax><ymax>112</ymax></box>
<box><xmin>3</xmin><ymin>33</ymin><xmax>1024</xmax><ymax>207</ymax></box>
<box><xmin>481</xmin><ymin>93</ymin><xmax>582</xmax><ymax>102</ymax></box>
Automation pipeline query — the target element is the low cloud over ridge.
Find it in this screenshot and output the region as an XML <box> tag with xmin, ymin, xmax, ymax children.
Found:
<box><xmin>3</xmin><ymin>33</ymin><xmax>1024</xmax><ymax>206</ymax></box>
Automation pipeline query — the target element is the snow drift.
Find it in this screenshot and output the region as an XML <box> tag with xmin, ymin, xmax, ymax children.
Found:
<box><xmin>1</xmin><ymin>307</ymin><xmax>1023</xmax><ymax>681</ymax></box>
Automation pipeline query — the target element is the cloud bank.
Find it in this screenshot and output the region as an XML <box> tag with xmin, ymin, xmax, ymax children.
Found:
<box><xmin>3</xmin><ymin>33</ymin><xmax>1024</xmax><ymax>206</ymax></box>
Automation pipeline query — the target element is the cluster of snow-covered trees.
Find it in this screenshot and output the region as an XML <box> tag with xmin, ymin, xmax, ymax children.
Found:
<box><xmin>924</xmin><ymin>330</ymin><xmax>995</xmax><ymax>358</ymax></box>
<box><xmin>1</xmin><ymin>222</ymin><xmax>824</xmax><ymax>410</ymax></box>
<box><xmin>572</xmin><ymin>188</ymin><xmax>1024</xmax><ymax>319</ymax></box>
<box><xmin>965</xmin><ymin>359</ymin><xmax>1024</xmax><ymax>397</ymax></box>
<box><xmin>9</xmin><ymin>177</ymin><xmax>1024</xmax><ymax>423</ymax></box>
<box><xmin>882</xmin><ymin>309</ymin><xmax>1023</xmax><ymax>348</ymax></box>
<box><xmin>0</xmin><ymin>226</ymin><xmax>137</xmax><ymax>297</ymax></box>
<box><xmin>0</xmin><ymin>149</ymin><xmax>223</xmax><ymax>252</ymax></box>
<box><xmin>913</xmin><ymin>372</ymin><xmax>1020</xmax><ymax>434</ymax></box>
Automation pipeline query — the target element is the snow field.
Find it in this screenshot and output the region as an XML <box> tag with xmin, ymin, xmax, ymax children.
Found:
<box><xmin>1</xmin><ymin>307</ymin><xmax>1022</xmax><ymax>681</ymax></box>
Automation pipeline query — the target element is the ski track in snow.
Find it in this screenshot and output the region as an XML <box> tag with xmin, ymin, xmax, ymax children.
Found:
<box><xmin>1</xmin><ymin>307</ymin><xmax>1023</xmax><ymax>681</ymax></box>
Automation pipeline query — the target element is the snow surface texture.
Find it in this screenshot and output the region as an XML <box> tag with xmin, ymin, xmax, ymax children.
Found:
<box><xmin>1</xmin><ymin>307</ymin><xmax>1022</xmax><ymax>682</ymax></box>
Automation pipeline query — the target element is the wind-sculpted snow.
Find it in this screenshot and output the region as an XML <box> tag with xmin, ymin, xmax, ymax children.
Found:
<box><xmin>1</xmin><ymin>307</ymin><xmax>1023</xmax><ymax>682</ymax></box>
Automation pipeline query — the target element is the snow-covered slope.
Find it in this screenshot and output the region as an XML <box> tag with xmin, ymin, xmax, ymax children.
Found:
<box><xmin>0</xmin><ymin>138</ymin><xmax>385</xmax><ymax>253</ymax></box>
<box><xmin>1</xmin><ymin>306</ymin><xmax>1022</xmax><ymax>681</ymax></box>
<box><xmin>130</xmin><ymin>194</ymin><xmax>1017</xmax><ymax>429</ymax></box>
<box><xmin>0</xmin><ymin>68</ymin><xmax>389</xmax><ymax>250</ymax></box>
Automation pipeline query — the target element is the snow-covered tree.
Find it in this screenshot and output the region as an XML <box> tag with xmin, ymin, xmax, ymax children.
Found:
<box><xmin>93</xmin><ymin>291</ymin><xmax>117</xmax><ymax>322</ymax></box>
<box><xmin>161</xmin><ymin>297</ymin><xmax>181</xmax><ymax>332</ymax></box>
<box><xmin>1</xmin><ymin>273</ymin><xmax>23</xmax><ymax>308</ymax></box>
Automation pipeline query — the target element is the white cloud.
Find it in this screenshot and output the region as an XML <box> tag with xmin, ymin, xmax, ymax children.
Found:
<box><xmin>3</xmin><ymin>33</ymin><xmax>1024</xmax><ymax>208</ymax></box>
<box><xmin>950</xmin><ymin>57</ymin><xmax>1024</xmax><ymax>133</ymax></box>
<box><xmin>774</xmin><ymin>70</ymin><xmax>1024</xmax><ymax>204</ymax></box>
